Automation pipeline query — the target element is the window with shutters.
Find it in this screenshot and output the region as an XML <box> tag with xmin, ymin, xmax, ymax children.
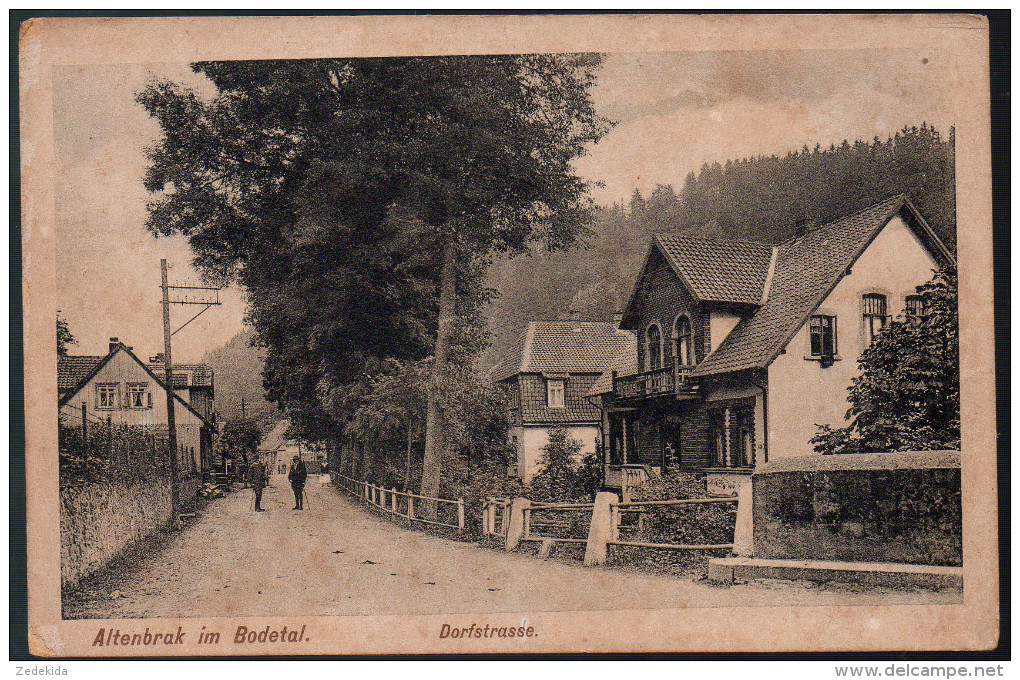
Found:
<box><xmin>863</xmin><ymin>293</ymin><xmax>889</xmax><ymax>343</ymax></box>
<box><xmin>127</xmin><ymin>383</ymin><xmax>152</xmax><ymax>409</ymax></box>
<box><xmin>96</xmin><ymin>383</ymin><xmax>118</xmax><ymax>409</ymax></box>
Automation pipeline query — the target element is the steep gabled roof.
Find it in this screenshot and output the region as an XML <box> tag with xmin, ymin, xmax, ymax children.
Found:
<box><xmin>58</xmin><ymin>355</ymin><xmax>104</xmax><ymax>392</ymax></box>
<box><xmin>490</xmin><ymin>321</ymin><xmax>635</xmax><ymax>383</ymax></box>
<box><xmin>655</xmin><ymin>234</ymin><xmax>774</xmax><ymax>305</ymax></box>
<box><xmin>693</xmin><ymin>195</ymin><xmax>954</xmax><ymax>376</ymax></box>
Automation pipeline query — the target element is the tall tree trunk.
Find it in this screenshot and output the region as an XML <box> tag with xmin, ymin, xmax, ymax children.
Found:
<box><xmin>420</xmin><ymin>241</ymin><xmax>457</xmax><ymax>518</ymax></box>
<box><xmin>405</xmin><ymin>419</ymin><xmax>414</xmax><ymax>492</ymax></box>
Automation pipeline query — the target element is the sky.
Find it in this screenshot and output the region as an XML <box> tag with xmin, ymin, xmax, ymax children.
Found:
<box><xmin>53</xmin><ymin>48</ymin><xmax>953</xmax><ymax>361</ymax></box>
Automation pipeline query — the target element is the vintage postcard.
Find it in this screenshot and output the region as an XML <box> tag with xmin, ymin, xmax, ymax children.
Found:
<box><xmin>20</xmin><ymin>14</ymin><xmax>997</xmax><ymax>656</ymax></box>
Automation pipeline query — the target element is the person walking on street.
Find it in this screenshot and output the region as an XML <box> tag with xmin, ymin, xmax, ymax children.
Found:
<box><xmin>288</xmin><ymin>455</ymin><xmax>307</xmax><ymax>510</ymax></box>
<box><xmin>247</xmin><ymin>458</ymin><xmax>268</xmax><ymax>512</ymax></box>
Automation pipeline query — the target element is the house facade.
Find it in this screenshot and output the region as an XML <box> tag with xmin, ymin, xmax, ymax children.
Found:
<box><xmin>492</xmin><ymin>320</ymin><xmax>635</xmax><ymax>482</ymax></box>
<box><xmin>59</xmin><ymin>338</ymin><xmax>216</xmax><ymax>476</ymax></box>
<box><xmin>147</xmin><ymin>355</ymin><xmax>215</xmax><ymax>422</ymax></box>
<box><xmin>587</xmin><ymin>196</ymin><xmax>955</xmax><ymax>493</ymax></box>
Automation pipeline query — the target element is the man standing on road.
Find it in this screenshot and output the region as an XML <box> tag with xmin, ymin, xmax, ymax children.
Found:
<box><xmin>288</xmin><ymin>455</ymin><xmax>307</xmax><ymax>510</ymax></box>
<box><xmin>247</xmin><ymin>458</ymin><xmax>268</xmax><ymax>512</ymax></box>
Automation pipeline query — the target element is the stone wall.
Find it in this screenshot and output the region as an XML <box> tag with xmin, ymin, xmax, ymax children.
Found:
<box><xmin>752</xmin><ymin>451</ymin><xmax>961</xmax><ymax>566</ymax></box>
<box><xmin>60</xmin><ymin>477</ymin><xmax>173</xmax><ymax>589</ymax></box>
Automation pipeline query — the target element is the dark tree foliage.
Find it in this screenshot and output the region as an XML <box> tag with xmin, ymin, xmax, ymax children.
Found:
<box><xmin>812</xmin><ymin>267</ymin><xmax>960</xmax><ymax>454</ymax></box>
<box><xmin>57</xmin><ymin>311</ymin><xmax>76</xmax><ymax>356</ymax></box>
<box><xmin>528</xmin><ymin>428</ymin><xmax>602</xmax><ymax>502</ymax></box>
<box><xmin>216</xmin><ymin>418</ymin><xmax>263</xmax><ymax>464</ymax></box>
<box><xmin>482</xmin><ymin>125</ymin><xmax>956</xmax><ymax>370</ymax></box>
<box><xmin>677</xmin><ymin>124</ymin><xmax>956</xmax><ymax>248</ymax></box>
<box><xmin>137</xmin><ymin>56</ymin><xmax>609</xmax><ymax>500</ymax></box>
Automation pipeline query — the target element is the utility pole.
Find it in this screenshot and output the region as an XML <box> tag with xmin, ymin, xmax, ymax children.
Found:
<box><xmin>161</xmin><ymin>259</ymin><xmax>181</xmax><ymax>519</ymax></box>
<box><xmin>159</xmin><ymin>258</ymin><xmax>221</xmax><ymax>525</ymax></box>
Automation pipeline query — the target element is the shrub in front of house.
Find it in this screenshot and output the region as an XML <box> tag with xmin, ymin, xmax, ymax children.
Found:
<box><xmin>610</xmin><ymin>470</ymin><xmax>737</xmax><ymax>578</ymax></box>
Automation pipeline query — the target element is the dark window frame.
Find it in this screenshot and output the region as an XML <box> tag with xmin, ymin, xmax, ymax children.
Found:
<box><xmin>809</xmin><ymin>314</ymin><xmax>837</xmax><ymax>358</ymax></box>
<box><xmin>863</xmin><ymin>293</ymin><xmax>890</xmax><ymax>343</ymax></box>
<box><xmin>674</xmin><ymin>314</ymin><xmax>694</xmax><ymax>366</ymax></box>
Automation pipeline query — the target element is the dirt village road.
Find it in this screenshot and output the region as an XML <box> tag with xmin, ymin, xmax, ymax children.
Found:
<box><xmin>65</xmin><ymin>479</ymin><xmax>960</xmax><ymax>619</ymax></box>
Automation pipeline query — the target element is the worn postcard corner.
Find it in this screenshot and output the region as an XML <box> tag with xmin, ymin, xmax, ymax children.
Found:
<box><xmin>20</xmin><ymin>13</ymin><xmax>996</xmax><ymax>656</ymax></box>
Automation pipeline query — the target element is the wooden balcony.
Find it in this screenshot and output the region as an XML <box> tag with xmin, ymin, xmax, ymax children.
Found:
<box><xmin>612</xmin><ymin>359</ymin><xmax>698</xmax><ymax>401</ymax></box>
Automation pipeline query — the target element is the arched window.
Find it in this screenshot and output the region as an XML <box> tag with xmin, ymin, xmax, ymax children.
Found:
<box><xmin>674</xmin><ymin>315</ymin><xmax>693</xmax><ymax>366</ymax></box>
<box><xmin>646</xmin><ymin>324</ymin><xmax>663</xmax><ymax>371</ymax></box>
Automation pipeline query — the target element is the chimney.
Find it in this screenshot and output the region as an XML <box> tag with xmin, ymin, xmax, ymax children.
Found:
<box><xmin>150</xmin><ymin>352</ymin><xmax>166</xmax><ymax>364</ymax></box>
<box><xmin>612</xmin><ymin>311</ymin><xmax>624</xmax><ymax>327</ymax></box>
<box><xmin>794</xmin><ymin>218</ymin><xmax>817</xmax><ymax>237</ymax></box>
<box><xmin>108</xmin><ymin>337</ymin><xmax>120</xmax><ymax>354</ymax></box>
<box><xmin>567</xmin><ymin>308</ymin><xmax>581</xmax><ymax>321</ymax></box>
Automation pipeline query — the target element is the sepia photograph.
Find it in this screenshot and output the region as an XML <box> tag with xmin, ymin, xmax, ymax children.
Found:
<box><xmin>19</xmin><ymin>13</ymin><xmax>998</xmax><ymax>656</ymax></box>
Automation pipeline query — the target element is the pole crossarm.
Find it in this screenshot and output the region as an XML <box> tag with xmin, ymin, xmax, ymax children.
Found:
<box><xmin>170</xmin><ymin>303</ymin><xmax>216</xmax><ymax>337</ymax></box>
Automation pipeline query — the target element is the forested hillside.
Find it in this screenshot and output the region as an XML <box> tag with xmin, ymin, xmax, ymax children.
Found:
<box><xmin>202</xmin><ymin>329</ymin><xmax>279</xmax><ymax>428</ymax></box>
<box><xmin>481</xmin><ymin>124</ymin><xmax>956</xmax><ymax>369</ymax></box>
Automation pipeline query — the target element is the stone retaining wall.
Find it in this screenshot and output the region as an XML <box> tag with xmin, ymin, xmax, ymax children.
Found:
<box><xmin>60</xmin><ymin>478</ymin><xmax>173</xmax><ymax>589</ymax></box>
<box><xmin>752</xmin><ymin>451</ymin><xmax>961</xmax><ymax>566</ymax></box>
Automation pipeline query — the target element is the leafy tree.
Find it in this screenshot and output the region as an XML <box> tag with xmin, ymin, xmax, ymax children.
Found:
<box><xmin>811</xmin><ymin>267</ymin><xmax>959</xmax><ymax>454</ymax></box>
<box><xmin>216</xmin><ymin>418</ymin><xmax>263</xmax><ymax>466</ymax></box>
<box><xmin>138</xmin><ymin>56</ymin><xmax>609</xmax><ymax>513</ymax></box>
<box><xmin>57</xmin><ymin>311</ymin><xmax>76</xmax><ymax>356</ymax></box>
<box><xmin>528</xmin><ymin>428</ymin><xmax>597</xmax><ymax>502</ymax></box>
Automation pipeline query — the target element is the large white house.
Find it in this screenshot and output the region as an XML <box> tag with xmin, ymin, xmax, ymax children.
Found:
<box><xmin>587</xmin><ymin>195</ymin><xmax>955</xmax><ymax>491</ymax></box>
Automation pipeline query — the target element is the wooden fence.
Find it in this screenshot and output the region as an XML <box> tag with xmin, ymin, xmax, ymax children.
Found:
<box><xmin>481</xmin><ymin>497</ymin><xmax>511</xmax><ymax>537</ymax></box>
<box><xmin>334</xmin><ymin>473</ymin><xmax>465</xmax><ymax>531</ymax></box>
<box><xmin>500</xmin><ymin>491</ymin><xmax>740</xmax><ymax>565</ymax></box>
<box><xmin>607</xmin><ymin>496</ymin><xmax>738</xmax><ymax>551</ymax></box>
<box><xmin>518</xmin><ymin>501</ymin><xmax>594</xmax><ymax>548</ymax></box>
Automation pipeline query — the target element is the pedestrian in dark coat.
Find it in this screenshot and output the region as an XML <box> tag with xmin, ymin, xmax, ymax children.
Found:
<box><xmin>288</xmin><ymin>456</ymin><xmax>307</xmax><ymax>510</ymax></box>
<box><xmin>247</xmin><ymin>459</ymin><xmax>268</xmax><ymax>512</ymax></box>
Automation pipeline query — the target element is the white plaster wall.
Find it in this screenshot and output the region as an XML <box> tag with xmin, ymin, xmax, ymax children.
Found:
<box><xmin>767</xmin><ymin>216</ymin><xmax>940</xmax><ymax>459</ymax></box>
<box><xmin>518</xmin><ymin>425</ymin><xmax>599</xmax><ymax>483</ymax></box>
<box><xmin>709</xmin><ymin>311</ymin><xmax>743</xmax><ymax>353</ymax></box>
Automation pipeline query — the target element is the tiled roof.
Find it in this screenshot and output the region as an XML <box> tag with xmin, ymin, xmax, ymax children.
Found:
<box><xmin>693</xmin><ymin>195</ymin><xmax>940</xmax><ymax>376</ymax></box>
<box><xmin>147</xmin><ymin>362</ymin><xmax>214</xmax><ymax>388</ymax></box>
<box><xmin>491</xmin><ymin>321</ymin><xmax>635</xmax><ymax>382</ymax></box>
<box><xmin>655</xmin><ymin>234</ymin><xmax>774</xmax><ymax>304</ymax></box>
<box><xmin>587</xmin><ymin>337</ymin><xmax>639</xmax><ymax>397</ymax></box>
<box><xmin>57</xmin><ymin>356</ymin><xmax>104</xmax><ymax>392</ymax></box>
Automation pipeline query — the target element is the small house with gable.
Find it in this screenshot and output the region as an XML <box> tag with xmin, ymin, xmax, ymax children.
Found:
<box><xmin>492</xmin><ymin>320</ymin><xmax>635</xmax><ymax>482</ymax></box>
<box><xmin>587</xmin><ymin>195</ymin><xmax>955</xmax><ymax>493</ymax></box>
<box><xmin>59</xmin><ymin>338</ymin><xmax>217</xmax><ymax>477</ymax></box>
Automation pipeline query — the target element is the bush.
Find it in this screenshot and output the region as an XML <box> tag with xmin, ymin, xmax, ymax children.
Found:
<box><xmin>612</xmin><ymin>470</ymin><xmax>736</xmax><ymax>578</ymax></box>
<box><xmin>59</xmin><ymin>422</ymin><xmax>172</xmax><ymax>488</ymax></box>
<box><xmin>527</xmin><ymin>428</ymin><xmax>597</xmax><ymax>503</ymax></box>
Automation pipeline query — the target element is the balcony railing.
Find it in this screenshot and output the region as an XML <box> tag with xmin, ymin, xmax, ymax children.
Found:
<box><xmin>613</xmin><ymin>358</ymin><xmax>697</xmax><ymax>400</ymax></box>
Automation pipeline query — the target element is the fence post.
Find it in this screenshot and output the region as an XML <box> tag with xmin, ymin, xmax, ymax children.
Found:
<box><xmin>482</xmin><ymin>498</ymin><xmax>492</xmax><ymax>535</ymax></box>
<box><xmin>505</xmin><ymin>497</ymin><xmax>531</xmax><ymax>551</ymax></box>
<box><xmin>584</xmin><ymin>491</ymin><xmax>619</xmax><ymax>567</ymax></box>
<box><xmin>391</xmin><ymin>487</ymin><xmax>398</xmax><ymax>512</ymax></box>
<box><xmin>407</xmin><ymin>494</ymin><xmax>414</xmax><ymax>522</ymax></box>
<box><xmin>610</xmin><ymin>503</ymin><xmax>621</xmax><ymax>542</ymax></box>
<box><xmin>457</xmin><ymin>498</ymin><xmax>465</xmax><ymax>531</ymax></box>
<box><xmin>732</xmin><ymin>477</ymin><xmax>754</xmax><ymax>556</ymax></box>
